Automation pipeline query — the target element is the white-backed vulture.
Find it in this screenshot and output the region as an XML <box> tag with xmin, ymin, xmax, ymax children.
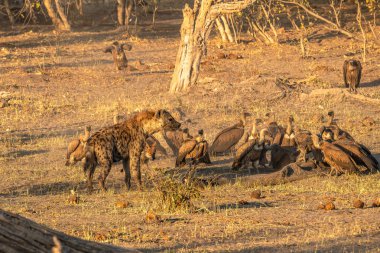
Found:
<box><xmin>320</xmin><ymin>111</ymin><xmax>354</xmax><ymax>141</ymax></box>
<box><xmin>322</xmin><ymin>129</ymin><xmax>379</xmax><ymax>173</ymax></box>
<box><xmin>65</xmin><ymin>126</ymin><xmax>91</xmax><ymax>166</ymax></box>
<box><xmin>164</xmin><ymin>128</ymin><xmax>192</xmax><ymax>156</ymax></box>
<box><xmin>210</xmin><ymin>114</ymin><xmax>248</xmax><ymax>155</ymax></box>
<box><xmin>281</xmin><ymin>116</ymin><xmax>296</xmax><ymax>147</ymax></box>
<box><xmin>104</xmin><ymin>41</ymin><xmax>132</xmax><ymax>70</ymax></box>
<box><xmin>176</xmin><ymin>130</ymin><xmax>211</xmax><ymax>167</ymax></box>
<box><xmin>243</xmin><ymin>118</ymin><xmax>261</xmax><ymax>143</ymax></box>
<box><xmin>231</xmin><ymin>139</ymin><xmax>262</xmax><ymax>172</ymax></box>
<box><xmin>311</xmin><ymin>134</ymin><xmax>362</xmax><ymax>175</ymax></box>
<box><xmin>260</xmin><ymin>144</ymin><xmax>296</xmax><ymax>171</ymax></box>
<box><xmin>343</xmin><ymin>59</ymin><xmax>362</xmax><ymax>93</ymax></box>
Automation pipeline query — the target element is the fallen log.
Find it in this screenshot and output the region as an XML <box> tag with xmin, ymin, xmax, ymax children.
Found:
<box><xmin>0</xmin><ymin>209</ymin><xmax>140</xmax><ymax>253</ymax></box>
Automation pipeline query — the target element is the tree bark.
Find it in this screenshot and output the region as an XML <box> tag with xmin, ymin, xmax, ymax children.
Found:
<box><xmin>0</xmin><ymin>209</ymin><xmax>140</xmax><ymax>253</ymax></box>
<box><xmin>169</xmin><ymin>1</ymin><xmax>214</xmax><ymax>93</ymax></box>
<box><xmin>220</xmin><ymin>15</ymin><xmax>234</xmax><ymax>42</ymax></box>
<box><xmin>117</xmin><ymin>0</ymin><xmax>126</xmax><ymax>25</ymax></box>
<box><xmin>54</xmin><ymin>0</ymin><xmax>71</xmax><ymax>31</ymax></box>
<box><xmin>43</xmin><ymin>0</ymin><xmax>71</xmax><ymax>31</ymax></box>
<box><xmin>4</xmin><ymin>0</ymin><xmax>15</xmax><ymax>26</ymax></box>
<box><xmin>170</xmin><ymin>0</ymin><xmax>257</xmax><ymax>93</ymax></box>
<box><xmin>215</xmin><ymin>17</ymin><xmax>228</xmax><ymax>42</ymax></box>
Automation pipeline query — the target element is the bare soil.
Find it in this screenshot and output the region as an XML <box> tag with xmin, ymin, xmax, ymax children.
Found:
<box><xmin>1</xmin><ymin>2</ymin><xmax>380</xmax><ymax>252</ymax></box>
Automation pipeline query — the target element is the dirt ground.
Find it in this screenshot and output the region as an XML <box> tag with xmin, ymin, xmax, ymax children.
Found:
<box><xmin>1</xmin><ymin>1</ymin><xmax>380</xmax><ymax>252</ymax></box>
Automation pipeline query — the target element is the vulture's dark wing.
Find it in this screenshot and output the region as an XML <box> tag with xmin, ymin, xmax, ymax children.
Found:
<box><xmin>323</xmin><ymin>142</ymin><xmax>358</xmax><ymax>173</ymax></box>
<box><xmin>343</xmin><ymin>60</ymin><xmax>349</xmax><ymax>87</ymax></box>
<box><xmin>176</xmin><ymin>140</ymin><xmax>197</xmax><ymax>167</ymax></box>
<box><xmin>210</xmin><ymin>126</ymin><xmax>245</xmax><ymax>153</ymax></box>
<box><xmin>232</xmin><ymin>140</ymin><xmax>257</xmax><ymax>169</ymax></box>
<box><xmin>335</xmin><ymin>140</ymin><xmax>379</xmax><ymax>172</ymax></box>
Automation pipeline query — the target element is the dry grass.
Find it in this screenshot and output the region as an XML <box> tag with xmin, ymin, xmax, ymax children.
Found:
<box><xmin>1</xmin><ymin>9</ymin><xmax>380</xmax><ymax>252</ymax></box>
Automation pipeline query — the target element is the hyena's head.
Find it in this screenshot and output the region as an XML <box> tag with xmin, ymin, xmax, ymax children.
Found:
<box><xmin>139</xmin><ymin>110</ymin><xmax>181</xmax><ymax>135</ymax></box>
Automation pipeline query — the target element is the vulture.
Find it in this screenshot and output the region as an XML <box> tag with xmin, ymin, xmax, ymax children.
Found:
<box><xmin>260</xmin><ymin>144</ymin><xmax>296</xmax><ymax>171</ymax></box>
<box><xmin>320</xmin><ymin>111</ymin><xmax>354</xmax><ymax>141</ymax></box>
<box><xmin>210</xmin><ymin>113</ymin><xmax>249</xmax><ymax>155</ymax></box>
<box><xmin>322</xmin><ymin>129</ymin><xmax>379</xmax><ymax>173</ymax></box>
<box><xmin>311</xmin><ymin>134</ymin><xmax>365</xmax><ymax>175</ymax></box>
<box><xmin>175</xmin><ymin>130</ymin><xmax>211</xmax><ymax>167</ymax></box>
<box><xmin>244</xmin><ymin>118</ymin><xmax>260</xmax><ymax>143</ymax></box>
<box><xmin>231</xmin><ymin>139</ymin><xmax>263</xmax><ymax>172</ymax></box>
<box><xmin>293</xmin><ymin>126</ymin><xmax>315</xmax><ymax>162</ymax></box>
<box><xmin>343</xmin><ymin>59</ymin><xmax>362</xmax><ymax>93</ymax></box>
<box><xmin>164</xmin><ymin>128</ymin><xmax>192</xmax><ymax>156</ymax></box>
<box><xmin>104</xmin><ymin>41</ymin><xmax>132</xmax><ymax>70</ymax></box>
<box><xmin>65</xmin><ymin>126</ymin><xmax>91</xmax><ymax>166</ymax></box>
<box><xmin>281</xmin><ymin>116</ymin><xmax>296</xmax><ymax>147</ymax></box>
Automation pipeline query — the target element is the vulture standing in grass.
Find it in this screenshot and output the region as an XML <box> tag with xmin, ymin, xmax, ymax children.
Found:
<box><xmin>281</xmin><ymin>116</ymin><xmax>296</xmax><ymax>148</ymax></box>
<box><xmin>164</xmin><ymin>128</ymin><xmax>192</xmax><ymax>156</ymax></box>
<box><xmin>104</xmin><ymin>41</ymin><xmax>132</xmax><ymax>70</ymax></box>
<box><xmin>175</xmin><ymin>130</ymin><xmax>211</xmax><ymax>167</ymax></box>
<box><xmin>311</xmin><ymin>134</ymin><xmax>365</xmax><ymax>175</ymax></box>
<box><xmin>65</xmin><ymin>126</ymin><xmax>91</xmax><ymax>166</ymax></box>
<box><xmin>343</xmin><ymin>59</ymin><xmax>362</xmax><ymax>93</ymax></box>
<box><xmin>322</xmin><ymin>129</ymin><xmax>379</xmax><ymax>173</ymax></box>
<box><xmin>320</xmin><ymin>111</ymin><xmax>354</xmax><ymax>141</ymax></box>
<box><xmin>243</xmin><ymin>118</ymin><xmax>261</xmax><ymax>143</ymax></box>
<box><xmin>210</xmin><ymin>113</ymin><xmax>249</xmax><ymax>155</ymax></box>
<box><xmin>231</xmin><ymin>139</ymin><xmax>262</xmax><ymax>172</ymax></box>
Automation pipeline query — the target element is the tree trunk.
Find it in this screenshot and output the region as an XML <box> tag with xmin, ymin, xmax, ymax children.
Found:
<box><xmin>76</xmin><ymin>0</ymin><xmax>84</xmax><ymax>16</ymax></box>
<box><xmin>4</xmin><ymin>0</ymin><xmax>15</xmax><ymax>26</ymax></box>
<box><xmin>117</xmin><ymin>0</ymin><xmax>126</xmax><ymax>25</ymax></box>
<box><xmin>170</xmin><ymin>0</ymin><xmax>257</xmax><ymax>93</ymax></box>
<box><xmin>0</xmin><ymin>209</ymin><xmax>140</xmax><ymax>253</ymax></box>
<box><xmin>220</xmin><ymin>15</ymin><xmax>234</xmax><ymax>42</ymax></box>
<box><xmin>54</xmin><ymin>0</ymin><xmax>71</xmax><ymax>31</ymax></box>
<box><xmin>125</xmin><ymin>0</ymin><xmax>134</xmax><ymax>29</ymax></box>
<box><xmin>215</xmin><ymin>17</ymin><xmax>228</xmax><ymax>42</ymax></box>
<box><xmin>43</xmin><ymin>0</ymin><xmax>71</xmax><ymax>31</ymax></box>
<box><xmin>169</xmin><ymin>1</ymin><xmax>214</xmax><ymax>93</ymax></box>
<box><xmin>44</xmin><ymin>0</ymin><xmax>63</xmax><ymax>29</ymax></box>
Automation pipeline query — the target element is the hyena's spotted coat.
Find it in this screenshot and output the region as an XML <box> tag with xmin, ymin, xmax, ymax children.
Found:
<box><xmin>83</xmin><ymin>110</ymin><xmax>180</xmax><ymax>191</ymax></box>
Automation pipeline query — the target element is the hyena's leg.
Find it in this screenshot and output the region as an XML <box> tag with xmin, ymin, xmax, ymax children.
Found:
<box><xmin>98</xmin><ymin>161</ymin><xmax>112</xmax><ymax>191</ymax></box>
<box><xmin>83</xmin><ymin>157</ymin><xmax>96</xmax><ymax>192</ymax></box>
<box><xmin>122</xmin><ymin>159</ymin><xmax>131</xmax><ymax>190</ymax></box>
<box><xmin>129</xmin><ymin>149</ymin><xmax>142</xmax><ymax>191</ymax></box>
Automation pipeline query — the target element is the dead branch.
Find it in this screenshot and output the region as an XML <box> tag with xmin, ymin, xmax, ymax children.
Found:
<box><xmin>0</xmin><ymin>209</ymin><xmax>140</xmax><ymax>253</ymax></box>
<box><xmin>278</xmin><ymin>0</ymin><xmax>355</xmax><ymax>39</ymax></box>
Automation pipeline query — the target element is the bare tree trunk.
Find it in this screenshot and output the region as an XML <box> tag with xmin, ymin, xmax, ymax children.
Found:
<box><xmin>54</xmin><ymin>0</ymin><xmax>71</xmax><ymax>31</ymax></box>
<box><xmin>0</xmin><ymin>209</ymin><xmax>140</xmax><ymax>253</ymax></box>
<box><xmin>4</xmin><ymin>0</ymin><xmax>15</xmax><ymax>26</ymax></box>
<box><xmin>215</xmin><ymin>17</ymin><xmax>228</xmax><ymax>42</ymax></box>
<box><xmin>170</xmin><ymin>0</ymin><xmax>257</xmax><ymax>93</ymax></box>
<box><xmin>76</xmin><ymin>0</ymin><xmax>84</xmax><ymax>15</ymax></box>
<box><xmin>125</xmin><ymin>0</ymin><xmax>134</xmax><ymax>29</ymax></box>
<box><xmin>169</xmin><ymin>1</ymin><xmax>214</xmax><ymax>93</ymax></box>
<box><xmin>220</xmin><ymin>15</ymin><xmax>234</xmax><ymax>42</ymax></box>
<box><xmin>117</xmin><ymin>0</ymin><xmax>126</xmax><ymax>25</ymax></box>
<box><xmin>44</xmin><ymin>0</ymin><xmax>64</xmax><ymax>29</ymax></box>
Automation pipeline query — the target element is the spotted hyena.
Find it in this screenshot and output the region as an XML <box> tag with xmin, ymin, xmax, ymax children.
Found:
<box><xmin>83</xmin><ymin>110</ymin><xmax>181</xmax><ymax>192</ymax></box>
